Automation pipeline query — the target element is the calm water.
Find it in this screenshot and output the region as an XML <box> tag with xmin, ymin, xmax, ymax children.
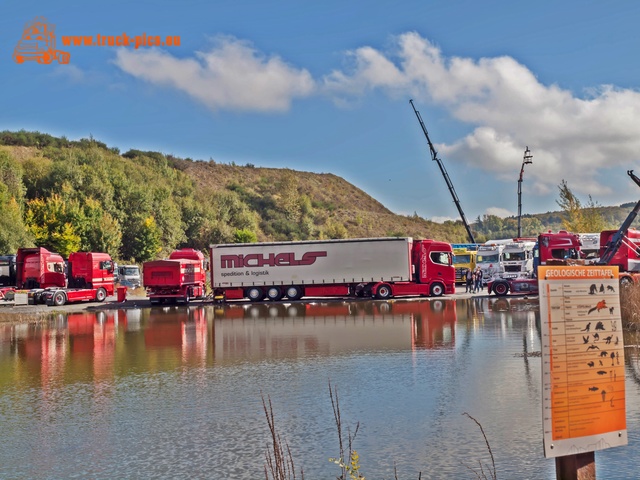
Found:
<box><xmin>1</xmin><ymin>297</ymin><xmax>640</xmax><ymax>479</ymax></box>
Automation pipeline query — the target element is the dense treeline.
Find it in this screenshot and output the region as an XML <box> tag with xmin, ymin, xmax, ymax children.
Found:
<box><xmin>0</xmin><ymin>130</ymin><xmax>630</xmax><ymax>261</ymax></box>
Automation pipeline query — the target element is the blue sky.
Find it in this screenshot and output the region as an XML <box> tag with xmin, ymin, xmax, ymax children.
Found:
<box><xmin>3</xmin><ymin>1</ymin><xmax>640</xmax><ymax>223</ymax></box>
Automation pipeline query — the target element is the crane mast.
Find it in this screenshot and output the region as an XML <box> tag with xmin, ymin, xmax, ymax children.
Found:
<box><xmin>409</xmin><ymin>99</ymin><xmax>476</xmax><ymax>244</ymax></box>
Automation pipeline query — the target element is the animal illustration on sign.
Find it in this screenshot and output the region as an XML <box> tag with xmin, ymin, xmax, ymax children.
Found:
<box><xmin>588</xmin><ymin>300</ymin><xmax>607</xmax><ymax>315</ymax></box>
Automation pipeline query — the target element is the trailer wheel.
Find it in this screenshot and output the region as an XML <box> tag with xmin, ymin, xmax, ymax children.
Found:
<box><xmin>246</xmin><ymin>287</ymin><xmax>265</xmax><ymax>302</ymax></box>
<box><xmin>493</xmin><ymin>281</ymin><xmax>510</xmax><ymax>296</ymax></box>
<box><xmin>266</xmin><ymin>286</ymin><xmax>283</xmax><ymax>301</ymax></box>
<box><xmin>53</xmin><ymin>291</ymin><xmax>66</xmax><ymax>306</ymax></box>
<box><xmin>285</xmin><ymin>285</ymin><xmax>303</xmax><ymax>300</ymax></box>
<box><xmin>430</xmin><ymin>283</ymin><xmax>444</xmax><ymax>297</ymax></box>
<box><xmin>95</xmin><ymin>287</ymin><xmax>107</xmax><ymax>302</ymax></box>
<box><xmin>375</xmin><ymin>284</ymin><xmax>393</xmax><ymax>299</ymax></box>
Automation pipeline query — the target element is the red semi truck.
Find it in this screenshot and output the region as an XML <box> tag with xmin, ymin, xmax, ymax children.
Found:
<box><xmin>487</xmin><ymin>230</ymin><xmax>583</xmax><ymax>296</ymax></box>
<box><xmin>15</xmin><ymin>248</ymin><xmax>115</xmax><ymax>306</ymax></box>
<box><xmin>16</xmin><ymin>247</ymin><xmax>66</xmax><ymax>289</ymax></box>
<box><xmin>40</xmin><ymin>251</ymin><xmax>116</xmax><ymax>306</ymax></box>
<box><xmin>143</xmin><ymin>248</ymin><xmax>207</xmax><ymax>305</ymax></box>
<box><xmin>209</xmin><ymin>237</ymin><xmax>455</xmax><ymax>302</ymax></box>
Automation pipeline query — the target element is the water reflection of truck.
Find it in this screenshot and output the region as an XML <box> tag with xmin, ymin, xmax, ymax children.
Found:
<box><xmin>212</xmin><ymin>298</ymin><xmax>456</xmax><ymax>357</ymax></box>
<box><xmin>210</xmin><ymin>237</ymin><xmax>455</xmax><ymax>303</ymax></box>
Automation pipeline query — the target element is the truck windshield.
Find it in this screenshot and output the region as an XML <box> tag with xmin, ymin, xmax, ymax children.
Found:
<box><xmin>503</xmin><ymin>252</ymin><xmax>526</xmax><ymax>261</ymax></box>
<box><xmin>477</xmin><ymin>254</ymin><xmax>499</xmax><ymax>263</ymax></box>
<box><xmin>453</xmin><ymin>254</ymin><xmax>471</xmax><ymax>264</ymax></box>
<box><xmin>123</xmin><ymin>267</ymin><xmax>139</xmax><ymax>275</ymax></box>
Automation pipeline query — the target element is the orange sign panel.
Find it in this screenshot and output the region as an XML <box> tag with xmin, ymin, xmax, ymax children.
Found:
<box><xmin>540</xmin><ymin>265</ymin><xmax>627</xmax><ymax>458</ymax></box>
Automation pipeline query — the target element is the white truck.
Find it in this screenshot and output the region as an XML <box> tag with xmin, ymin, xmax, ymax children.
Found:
<box><xmin>117</xmin><ymin>264</ymin><xmax>141</xmax><ymax>288</ymax></box>
<box><xmin>578</xmin><ymin>233</ymin><xmax>600</xmax><ymax>259</ymax></box>
<box><xmin>500</xmin><ymin>240</ymin><xmax>537</xmax><ymax>279</ymax></box>
<box><xmin>476</xmin><ymin>243</ymin><xmax>505</xmax><ymax>283</ymax></box>
<box><xmin>209</xmin><ymin>237</ymin><xmax>456</xmax><ymax>302</ymax></box>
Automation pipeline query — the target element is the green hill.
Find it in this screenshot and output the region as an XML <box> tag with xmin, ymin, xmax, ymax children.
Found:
<box><xmin>0</xmin><ymin>130</ymin><xmax>633</xmax><ymax>262</ymax></box>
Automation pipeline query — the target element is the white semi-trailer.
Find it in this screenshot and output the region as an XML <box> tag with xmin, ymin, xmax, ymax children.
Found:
<box><xmin>210</xmin><ymin>237</ymin><xmax>455</xmax><ymax>302</ymax></box>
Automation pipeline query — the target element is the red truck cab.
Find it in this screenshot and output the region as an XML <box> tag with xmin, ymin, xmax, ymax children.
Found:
<box><xmin>38</xmin><ymin>251</ymin><xmax>115</xmax><ymax>306</ymax></box>
<box><xmin>144</xmin><ymin>248</ymin><xmax>207</xmax><ymax>305</ymax></box>
<box><xmin>16</xmin><ymin>247</ymin><xmax>66</xmax><ymax>289</ymax></box>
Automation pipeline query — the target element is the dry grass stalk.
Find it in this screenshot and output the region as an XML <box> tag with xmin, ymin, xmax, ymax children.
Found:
<box><xmin>262</xmin><ymin>393</ymin><xmax>303</xmax><ymax>480</ymax></box>
<box><xmin>461</xmin><ymin>413</ymin><xmax>497</xmax><ymax>480</ymax></box>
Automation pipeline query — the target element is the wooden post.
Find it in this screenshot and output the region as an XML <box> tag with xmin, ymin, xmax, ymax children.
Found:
<box><xmin>555</xmin><ymin>452</ymin><xmax>595</xmax><ymax>480</ymax></box>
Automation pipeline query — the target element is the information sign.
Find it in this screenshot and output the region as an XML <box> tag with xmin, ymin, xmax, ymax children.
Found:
<box><xmin>540</xmin><ymin>265</ymin><xmax>627</xmax><ymax>458</ymax></box>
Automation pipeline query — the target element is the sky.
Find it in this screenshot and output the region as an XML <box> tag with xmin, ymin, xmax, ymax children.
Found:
<box><xmin>3</xmin><ymin>1</ymin><xmax>640</xmax><ymax>224</ymax></box>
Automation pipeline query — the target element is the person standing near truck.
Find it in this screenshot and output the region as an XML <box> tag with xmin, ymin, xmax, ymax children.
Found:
<box><xmin>465</xmin><ymin>268</ymin><xmax>473</xmax><ymax>293</ymax></box>
<box><xmin>474</xmin><ymin>267</ymin><xmax>483</xmax><ymax>293</ymax></box>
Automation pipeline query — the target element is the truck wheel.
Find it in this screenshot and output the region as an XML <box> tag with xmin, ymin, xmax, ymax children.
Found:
<box><xmin>53</xmin><ymin>291</ymin><xmax>66</xmax><ymax>306</ymax></box>
<box><xmin>493</xmin><ymin>281</ymin><xmax>510</xmax><ymax>296</ymax></box>
<box><xmin>95</xmin><ymin>288</ymin><xmax>107</xmax><ymax>302</ymax></box>
<box><xmin>285</xmin><ymin>285</ymin><xmax>303</xmax><ymax>300</ymax></box>
<box><xmin>266</xmin><ymin>286</ymin><xmax>283</xmax><ymax>301</ymax></box>
<box><xmin>375</xmin><ymin>284</ymin><xmax>393</xmax><ymax>299</ymax></box>
<box><xmin>430</xmin><ymin>283</ymin><xmax>444</xmax><ymax>297</ymax></box>
<box><xmin>246</xmin><ymin>287</ymin><xmax>265</xmax><ymax>302</ymax></box>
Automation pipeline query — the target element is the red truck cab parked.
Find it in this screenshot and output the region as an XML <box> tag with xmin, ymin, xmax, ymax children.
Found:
<box><xmin>16</xmin><ymin>247</ymin><xmax>66</xmax><ymax>289</ymax></box>
<box><xmin>41</xmin><ymin>251</ymin><xmax>115</xmax><ymax>306</ymax></box>
<box><xmin>143</xmin><ymin>248</ymin><xmax>207</xmax><ymax>305</ymax></box>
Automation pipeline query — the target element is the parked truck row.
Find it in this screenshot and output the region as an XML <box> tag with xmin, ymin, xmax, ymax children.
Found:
<box><xmin>6</xmin><ymin>180</ymin><xmax>640</xmax><ymax>307</ymax></box>
<box><xmin>0</xmin><ymin>247</ymin><xmax>116</xmax><ymax>306</ymax></box>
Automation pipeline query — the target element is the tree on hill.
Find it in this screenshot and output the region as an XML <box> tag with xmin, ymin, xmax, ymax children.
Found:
<box><xmin>556</xmin><ymin>180</ymin><xmax>608</xmax><ymax>232</ymax></box>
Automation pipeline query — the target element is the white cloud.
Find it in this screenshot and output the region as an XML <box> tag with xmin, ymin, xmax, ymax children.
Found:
<box><xmin>323</xmin><ymin>32</ymin><xmax>640</xmax><ymax>200</ymax></box>
<box><xmin>50</xmin><ymin>64</ymin><xmax>85</xmax><ymax>82</ymax></box>
<box><xmin>484</xmin><ymin>207</ymin><xmax>513</xmax><ymax>218</ymax></box>
<box><xmin>430</xmin><ymin>215</ymin><xmax>458</xmax><ymax>223</ymax></box>
<box><xmin>113</xmin><ymin>31</ymin><xmax>640</xmax><ymax>205</ymax></box>
<box><xmin>114</xmin><ymin>36</ymin><xmax>315</xmax><ymax>112</ymax></box>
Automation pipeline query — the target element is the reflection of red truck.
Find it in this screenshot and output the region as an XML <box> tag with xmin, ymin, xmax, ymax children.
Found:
<box><xmin>143</xmin><ymin>248</ymin><xmax>207</xmax><ymax>305</ymax></box>
<box><xmin>210</xmin><ymin>237</ymin><xmax>455</xmax><ymax>302</ymax></box>
<box><xmin>40</xmin><ymin>252</ymin><xmax>115</xmax><ymax>306</ymax></box>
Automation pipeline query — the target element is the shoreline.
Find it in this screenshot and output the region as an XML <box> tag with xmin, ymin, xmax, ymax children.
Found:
<box><xmin>0</xmin><ymin>286</ymin><xmax>537</xmax><ymax>325</ymax></box>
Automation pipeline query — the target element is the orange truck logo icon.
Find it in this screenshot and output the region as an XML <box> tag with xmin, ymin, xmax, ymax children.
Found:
<box><xmin>13</xmin><ymin>16</ymin><xmax>70</xmax><ymax>65</ymax></box>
